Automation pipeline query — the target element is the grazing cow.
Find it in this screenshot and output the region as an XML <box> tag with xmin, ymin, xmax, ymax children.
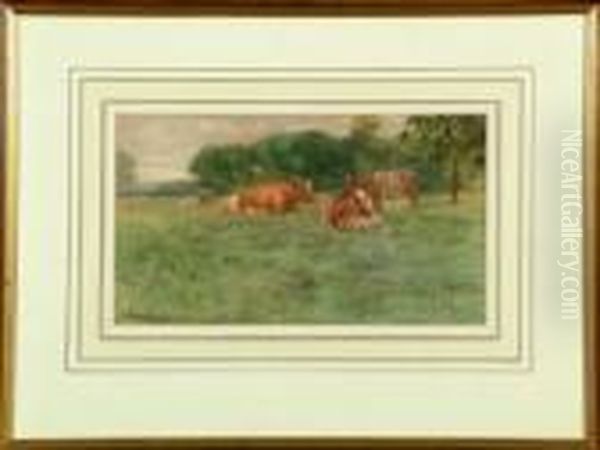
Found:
<box><xmin>347</xmin><ymin>169</ymin><xmax>420</xmax><ymax>209</ymax></box>
<box><xmin>325</xmin><ymin>185</ymin><xmax>381</xmax><ymax>231</ymax></box>
<box><xmin>228</xmin><ymin>179</ymin><xmax>313</xmax><ymax>215</ymax></box>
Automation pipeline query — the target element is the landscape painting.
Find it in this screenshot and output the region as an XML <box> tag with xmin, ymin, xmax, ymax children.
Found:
<box><xmin>115</xmin><ymin>114</ymin><xmax>486</xmax><ymax>325</ymax></box>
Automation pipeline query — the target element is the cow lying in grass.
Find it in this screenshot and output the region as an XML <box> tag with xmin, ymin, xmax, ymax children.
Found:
<box><xmin>324</xmin><ymin>185</ymin><xmax>381</xmax><ymax>231</ymax></box>
<box><xmin>228</xmin><ymin>179</ymin><xmax>313</xmax><ymax>215</ymax></box>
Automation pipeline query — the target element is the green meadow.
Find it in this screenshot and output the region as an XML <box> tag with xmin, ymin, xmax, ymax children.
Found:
<box><xmin>115</xmin><ymin>192</ymin><xmax>485</xmax><ymax>325</ymax></box>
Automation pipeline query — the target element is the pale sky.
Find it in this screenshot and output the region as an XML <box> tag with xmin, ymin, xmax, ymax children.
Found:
<box><xmin>115</xmin><ymin>115</ymin><xmax>408</xmax><ymax>184</ymax></box>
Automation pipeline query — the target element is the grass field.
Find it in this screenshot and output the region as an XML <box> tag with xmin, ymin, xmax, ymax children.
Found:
<box><xmin>115</xmin><ymin>192</ymin><xmax>485</xmax><ymax>325</ymax></box>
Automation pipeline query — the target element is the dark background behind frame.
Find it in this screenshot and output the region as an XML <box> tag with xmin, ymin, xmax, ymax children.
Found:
<box><xmin>0</xmin><ymin>1</ymin><xmax>597</xmax><ymax>449</ymax></box>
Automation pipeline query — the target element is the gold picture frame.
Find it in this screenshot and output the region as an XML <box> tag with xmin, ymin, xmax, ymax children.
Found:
<box><xmin>1</xmin><ymin>1</ymin><xmax>598</xmax><ymax>448</ymax></box>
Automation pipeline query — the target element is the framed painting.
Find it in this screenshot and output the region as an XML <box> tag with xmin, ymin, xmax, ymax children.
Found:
<box><xmin>0</xmin><ymin>0</ymin><xmax>598</xmax><ymax>448</ymax></box>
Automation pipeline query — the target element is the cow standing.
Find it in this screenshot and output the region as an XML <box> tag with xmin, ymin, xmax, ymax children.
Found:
<box><xmin>393</xmin><ymin>170</ymin><xmax>420</xmax><ymax>207</ymax></box>
<box><xmin>348</xmin><ymin>169</ymin><xmax>420</xmax><ymax>209</ymax></box>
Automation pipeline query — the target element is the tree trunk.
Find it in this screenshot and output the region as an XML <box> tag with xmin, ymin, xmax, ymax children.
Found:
<box><xmin>450</xmin><ymin>155</ymin><xmax>460</xmax><ymax>204</ymax></box>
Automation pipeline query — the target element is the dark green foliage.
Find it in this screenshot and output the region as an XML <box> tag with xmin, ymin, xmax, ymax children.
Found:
<box><xmin>399</xmin><ymin>115</ymin><xmax>486</xmax><ymax>201</ymax></box>
<box><xmin>189</xmin><ymin>131</ymin><xmax>354</xmax><ymax>193</ymax></box>
<box><xmin>189</xmin><ymin>143</ymin><xmax>252</xmax><ymax>194</ymax></box>
<box><xmin>345</xmin><ymin>115</ymin><xmax>398</xmax><ymax>173</ymax></box>
<box><xmin>259</xmin><ymin>131</ymin><xmax>354</xmax><ymax>190</ymax></box>
<box><xmin>188</xmin><ymin>115</ymin><xmax>486</xmax><ymax>199</ymax></box>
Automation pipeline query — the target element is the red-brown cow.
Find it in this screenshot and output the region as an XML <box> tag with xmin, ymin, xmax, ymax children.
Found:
<box><xmin>228</xmin><ymin>179</ymin><xmax>313</xmax><ymax>215</ymax></box>
<box><xmin>347</xmin><ymin>169</ymin><xmax>420</xmax><ymax>209</ymax></box>
<box><xmin>324</xmin><ymin>185</ymin><xmax>381</xmax><ymax>231</ymax></box>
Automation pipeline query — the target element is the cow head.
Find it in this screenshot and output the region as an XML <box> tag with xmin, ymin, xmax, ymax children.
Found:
<box><xmin>351</xmin><ymin>187</ymin><xmax>376</xmax><ymax>216</ymax></box>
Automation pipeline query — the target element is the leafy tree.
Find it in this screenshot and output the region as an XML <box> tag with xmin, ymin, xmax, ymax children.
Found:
<box><xmin>399</xmin><ymin>115</ymin><xmax>485</xmax><ymax>203</ymax></box>
<box><xmin>187</xmin><ymin>114</ymin><xmax>485</xmax><ymax>200</ymax></box>
<box><xmin>345</xmin><ymin>115</ymin><xmax>391</xmax><ymax>172</ymax></box>
<box><xmin>189</xmin><ymin>143</ymin><xmax>253</xmax><ymax>194</ymax></box>
<box><xmin>256</xmin><ymin>131</ymin><xmax>353</xmax><ymax>190</ymax></box>
<box><xmin>189</xmin><ymin>131</ymin><xmax>354</xmax><ymax>193</ymax></box>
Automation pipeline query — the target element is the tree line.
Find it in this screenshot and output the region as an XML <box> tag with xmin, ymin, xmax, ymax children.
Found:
<box><xmin>118</xmin><ymin>115</ymin><xmax>486</xmax><ymax>203</ymax></box>
<box><xmin>188</xmin><ymin>115</ymin><xmax>485</xmax><ymax>203</ymax></box>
